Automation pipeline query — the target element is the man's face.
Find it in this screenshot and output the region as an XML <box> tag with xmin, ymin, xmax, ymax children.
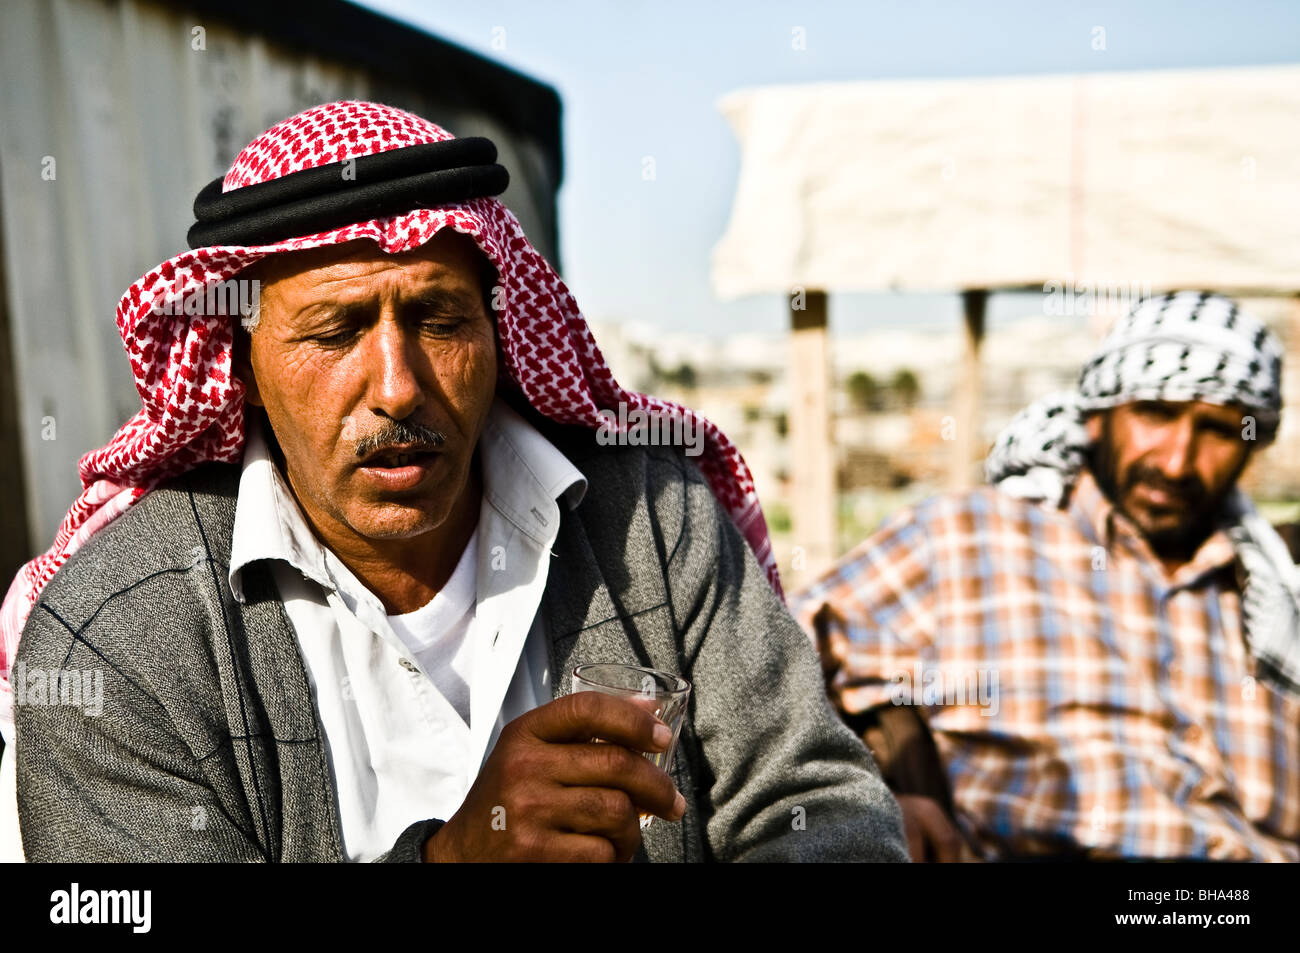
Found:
<box><xmin>235</xmin><ymin>232</ymin><xmax>498</xmax><ymax>546</ymax></box>
<box><xmin>1086</xmin><ymin>400</ymin><xmax>1254</xmax><ymax>556</ymax></box>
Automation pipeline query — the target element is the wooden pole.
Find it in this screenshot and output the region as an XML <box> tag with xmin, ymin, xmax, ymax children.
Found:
<box><xmin>1282</xmin><ymin>294</ymin><xmax>1300</xmax><ymax>483</ymax></box>
<box><xmin>950</xmin><ymin>289</ymin><xmax>988</xmax><ymax>490</ymax></box>
<box><xmin>790</xmin><ymin>290</ymin><xmax>836</xmax><ymax>579</ymax></box>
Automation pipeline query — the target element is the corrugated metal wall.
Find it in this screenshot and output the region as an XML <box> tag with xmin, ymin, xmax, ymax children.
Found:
<box><xmin>0</xmin><ymin>0</ymin><xmax>560</xmax><ymax>571</ymax></box>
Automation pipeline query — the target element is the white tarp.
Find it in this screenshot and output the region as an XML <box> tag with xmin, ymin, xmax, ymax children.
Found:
<box><xmin>712</xmin><ymin>66</ymin><xmax>1300</xmax><ymax>298</ymax></box>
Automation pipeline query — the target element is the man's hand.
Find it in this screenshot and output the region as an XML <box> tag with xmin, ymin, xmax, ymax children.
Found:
<box><xmin>423</xmin><ymin>691</ymin><xmax>687</xmax><ymax>862</ymax></box>
<box><xmin>896</xmin><ymin>794</ymin><xmax>969</xmax><ymax>862</ymax></box>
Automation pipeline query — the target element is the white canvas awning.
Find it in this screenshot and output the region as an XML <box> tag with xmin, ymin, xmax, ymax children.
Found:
<box><xmin>712</xmin><ymin>65</ymin><xmax>1300</xmax><ymax>298</ymax></box>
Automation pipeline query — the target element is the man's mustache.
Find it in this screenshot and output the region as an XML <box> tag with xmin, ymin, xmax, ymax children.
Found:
<box><xmin>354</xmin><ymin>418</ymin><xmax>447</xmax><ymax>459</ymax></box>
<box><xmin>1122</xmin><ymin>465</ymin><xmax>1206</xmax><ymax>509</ymax></box>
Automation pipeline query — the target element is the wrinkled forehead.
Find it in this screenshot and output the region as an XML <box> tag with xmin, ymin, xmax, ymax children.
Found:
<box><xmin>250</xmin><ymin>232</ymin><xmax>492</xmax><ymax>284</ymax></box>
<box><xmin>1094</xmin><ymin>398</ymin><xmax>1255</xmax><ymax>426</ymax></box>
<box><xmin>242</xmin><ymin>232</ymin><xmax>497</xmax><ymax>311</ymax></box>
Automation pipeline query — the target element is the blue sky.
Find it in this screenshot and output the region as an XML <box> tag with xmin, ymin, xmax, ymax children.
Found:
<box><xmin>351</xmin><ymin>0</ymin><xmax>1300</xmax><ymax>337</ymax></box>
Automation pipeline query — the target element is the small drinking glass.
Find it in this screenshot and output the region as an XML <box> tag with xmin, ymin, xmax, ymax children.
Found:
<box><xmin>571</xmin><ymin>663</ymin><xmax>692</xmax><ymax>829</ymax></box>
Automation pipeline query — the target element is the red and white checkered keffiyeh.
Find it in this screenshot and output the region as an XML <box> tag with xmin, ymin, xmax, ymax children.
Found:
<box><xmin>0</xmin><ymin>100</ymin><xmax>782</xmax><ymax>711</ymax></box>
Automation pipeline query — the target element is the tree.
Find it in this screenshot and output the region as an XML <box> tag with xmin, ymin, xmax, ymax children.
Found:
<box><xmin>891</xmin><ymin>368</ymin><xmax>920</xmax><ymax>409</ymax></box>
<box><xmin>648</xmin><ymin>357</ymin><xmax>697</xmax><ymax>391</ymax></box>
<box><xmin>660</xmin><ymin>362</ymin><xmax>696</xmax><ymax>390</ymax></box>
<box><xmin>846</xmin><ymin>371</ymin><xmax>880</xmax><ymax>412</ymax></box>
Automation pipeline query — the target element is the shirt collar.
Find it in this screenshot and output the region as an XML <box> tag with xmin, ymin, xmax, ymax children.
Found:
<box><xmin>228</xmin><ymin>414</ymin><xmax>334</xmax><ymax>602</ymax></box>
<box><xmin>478</xmin><ymin>397</ymin><xmax>587</xmax><ymax>547</ymax></box>
<box><xmin>1068</xmin><ymin>466</ymin><xmax>1238</xmax><ymax>586</ymax></box>
<box><xmin>228</xmin><ymin>396</ymin><xmax>587</xmax><ymax>603</ymax></box>
<box><xmin>1069</xmin><ymin>467</ymin><xmax>1119</xmax><ymax>552</ymax></box>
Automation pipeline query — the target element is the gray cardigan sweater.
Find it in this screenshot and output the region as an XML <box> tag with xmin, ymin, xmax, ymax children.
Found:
<box><xmin>14</xmin><ymin>424</ymin><xmax>907</xmax><ymax>862</ymax></box>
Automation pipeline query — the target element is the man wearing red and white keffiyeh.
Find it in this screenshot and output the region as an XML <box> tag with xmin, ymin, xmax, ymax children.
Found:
<box><xmin>2</xmin><ymin>101</ymin><xmax>906</xmax><ymax>863</ymax></box>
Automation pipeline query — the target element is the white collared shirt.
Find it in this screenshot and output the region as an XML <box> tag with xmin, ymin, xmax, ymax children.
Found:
<box><xmin>228</xmin><ymin>397</ymin><xmax>586</xmax><ymax>862</ymax></box>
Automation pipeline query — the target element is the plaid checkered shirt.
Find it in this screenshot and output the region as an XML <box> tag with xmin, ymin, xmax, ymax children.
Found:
<box><xmin>792</xmin><ymin>468</ymin><xmax>1300</xmax><ymax>861</ymax></box>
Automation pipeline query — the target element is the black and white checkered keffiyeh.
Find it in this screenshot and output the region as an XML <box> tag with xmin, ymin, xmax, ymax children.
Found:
<box><xmin>986</xmin><ymin>291</ymin><xmax>1300</xmax><ymax>696</ymax></box>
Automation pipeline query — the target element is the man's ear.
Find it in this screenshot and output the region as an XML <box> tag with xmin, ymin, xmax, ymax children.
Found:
<box><xmin>1084</xmin><ymin>411</ymin><xmax>1102</xmax><ymax>443</ymax></box>
<box><xmin>231</xmin><ymin>261</ymin><xmax>269</xmax><ymax>408</ymax></box>
<box><xmin>231</xmin><ymin>322</ymin><xmax>264</xmax><ymax>408</ymax></box>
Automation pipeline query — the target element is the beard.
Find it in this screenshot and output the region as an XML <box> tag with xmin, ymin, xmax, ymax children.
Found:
<box><xmin>1087</xmin><ymin>413</ymin><xmax>1240</xmax><ymax>562</ymax></box>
